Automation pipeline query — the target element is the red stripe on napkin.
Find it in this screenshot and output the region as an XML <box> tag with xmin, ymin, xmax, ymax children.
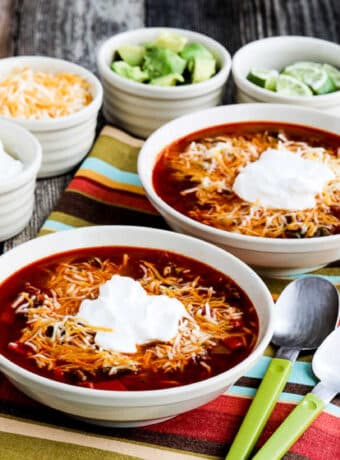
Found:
<box><xmin>67</xmin><ymin>177</ymin><xmax>158</xmax><ymax>214</ymax></box>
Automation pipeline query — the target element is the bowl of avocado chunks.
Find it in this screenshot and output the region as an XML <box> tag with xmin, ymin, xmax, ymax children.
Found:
<box><xmin>97</xmin><ymin>27</ymin><xmax>231</xmax><ymax>137</ymax></box>
<box><xmin>111</xmin><ymin>31</ymin><xmax>218</xmax><ymax>86</ymax></box>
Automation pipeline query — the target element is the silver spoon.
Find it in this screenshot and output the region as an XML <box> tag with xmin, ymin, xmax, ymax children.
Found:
<box><xmin>254</xmin><ymin>326</ymin><xmax>340</xmax><ymax>459</ymax></box>
<box><xmin>226</xmin><ymin>276</ymin><xmax>339</xmax><ymax>460</ymax></box>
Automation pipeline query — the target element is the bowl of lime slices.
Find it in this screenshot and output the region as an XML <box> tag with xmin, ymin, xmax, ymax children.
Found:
<box><xmin>232</xmin><ymin>36</ymin><xmax>340</xmax><ymax>116</ymax></box>
<box><xmin>97</xmin><ymin>28</ymin><xmax>231</xmax><ymax>138</ymax></box>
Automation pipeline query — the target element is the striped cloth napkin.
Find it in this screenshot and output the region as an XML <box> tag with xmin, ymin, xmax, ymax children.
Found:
<box><xmin>1</xmin><ymin>126</ymin><xmax>339</xmax><ymax>460</ymax></box>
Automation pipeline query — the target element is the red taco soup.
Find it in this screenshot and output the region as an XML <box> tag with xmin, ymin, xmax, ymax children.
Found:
<box><xmin>0</xmin><ymin>246</ymin><xmax>258</xmax><ymax>391</ymax></box>
<box><xmin>153</xmin><ymin>122</ymin><xmax>339</xmax><ymax>239</ymax></box>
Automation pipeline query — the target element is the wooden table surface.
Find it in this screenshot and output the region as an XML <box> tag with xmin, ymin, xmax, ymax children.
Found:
<box><xmin>0</xmin><ymin>0</ymin><xmax>339</xmax><ymax>253</ymax></box>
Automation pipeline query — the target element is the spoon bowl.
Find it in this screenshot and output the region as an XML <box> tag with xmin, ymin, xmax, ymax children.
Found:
<box><xmin>313</xmin><ymin>326</ymin><xmax>340</xmax><ymax>392</ymax></box>
<box><xmin>272</xmin><ymin>277</ymin><xmax>339</xmax><ymax>350</ymax></box>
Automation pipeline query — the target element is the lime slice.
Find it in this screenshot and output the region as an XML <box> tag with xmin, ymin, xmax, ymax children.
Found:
<box><xmin>284</xmin><ymin>61</ymin><xmax>322</xmax><ymax>71</ymax></box>
<box><xmin>276</xmin><ymin>74</ymin><xmax>313</xmax><ymax>96</ymax></box>
<box><xmin>323</xmin><ymin>64</ymin><xmax>340</xmax><ymax>89</ymax></box>
<box><xmin>247</xmin><ymin>68</ymin><xmax>278</xmax><ymax>91</ymax></box>
<box><xmin>304</xmin><ymin>68</ymin><xmax>336</xmax><ymax>94</ymax></box>
<box><xmin>282</xmin><ymin>62</ymin><xmax>322</xmax><ymax>83</ymax></box>
<box><xmin>283</xmin><ymin>63</ymin><xmax>335</xmax><ymax>95</ymax></box>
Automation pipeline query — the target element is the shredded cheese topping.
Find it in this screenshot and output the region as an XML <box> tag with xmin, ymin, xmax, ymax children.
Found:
<box><xmin>11</xmin><ymin>256</ymin><xmax>256</xmax><ymax>383</ymax></box>
<box><xmin>164</xmin><ymin>131</ymin><xmax>340</xmax><ymax>238</ymax></box>
<box><xmin>0</xmin><ymin>67</ymin><xmax>93</xmax><ymax>119</ymax></box>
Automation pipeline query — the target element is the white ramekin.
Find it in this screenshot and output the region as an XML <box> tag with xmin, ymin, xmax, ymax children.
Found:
<box><xmin>232</xmin><ymin>36</ymin><xmax>340</xmax><ymax>116</ymax></box>
<box><xmin>0</xmin><ymin>226</ymin><xmax>273</xmax><ymax>427</ymax></box>
<box><xmin>0</xmin><ymin>56</ymin><xmax>103</xmax><ymax>178</ymax></box>
<box><xmin>97</xmin><ymin>28</ymin><xmax>232</xmax><ymax>138</ymax></box>
<box><xmin>0</xmin><ymin>118</ymin><xmax>42</xmax><ymax>241</ymax></box>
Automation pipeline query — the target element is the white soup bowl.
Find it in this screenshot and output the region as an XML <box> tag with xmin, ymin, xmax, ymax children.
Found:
<box><xmin>138</xmin><ymin>103</ymin><xmax>340</xmax><ymax>277</ymax></box>
<box><xmin>0</xmin><ymin>226</ymin><xmax>273</xmax><ymax>427</ymax></box>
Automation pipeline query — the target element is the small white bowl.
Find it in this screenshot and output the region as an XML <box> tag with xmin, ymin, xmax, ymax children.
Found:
<box><xmin>0</xmin><ymin>118</ymin><xmax>42</xmax><ymax>241</ymax></box>
<box><xmin>0</xmin><ymin>56</ymin><xmax>103</xmax><ymax>178</ymax></box>
<box><xmin>232</xmin><ymin>36</ymin><xmax>340</xmax><ymax>116</ymax></box>
<box><xmin>97</xmin><ymin>27</ymin><xmax>231</xmax><ymax>138</ymax></box>
<box><xmin>0</xmin><ymin>226</ymin><xmax>273</xmax><ymax>427</ymax></box>
<box><xmin>138</xmin><ymin>103</ymin><xmax>340</xmax><ymax>277</ymax></box>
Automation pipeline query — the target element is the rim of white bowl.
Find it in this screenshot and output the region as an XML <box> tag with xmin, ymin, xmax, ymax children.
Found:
<box><xmin>137</xmin><ymin>103</ymin><xmax>340</xmax><ymax>252</ymax></box>
<box><xmin>97</xmin><ymin>27</ymin><xmax>232</xmax><ymax>99</ymax></box>
<box><xmin>0</xmin><ymin>118</ymin><xmax>42</xmax><ymax>193</ymax></box>
<box><xmin>0</xmin><ymin>56</ymin><xmax>103</xmax><ymax>131</ymax></box>
<box><xmin>0</xmin><ymin>225</ymin><xmax>274</xmax><ymax>402</ymax></box>
<box><xmin>232</xmin><ymin>36</ymin><xmax>340</xmax><ymax>106</ymax></box>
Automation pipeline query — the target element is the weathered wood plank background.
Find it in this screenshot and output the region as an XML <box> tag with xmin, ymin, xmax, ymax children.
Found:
<box><xmin>0</xmin><ymin>0</ymin><xmax>339</xmax><ymax>253</ymax></box>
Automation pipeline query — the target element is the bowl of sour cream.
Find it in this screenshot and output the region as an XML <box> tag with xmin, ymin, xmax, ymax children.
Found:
<box><xmin>0</xmin><ymin>118</ymin><xmax>42</xmax><ymax>241</ymax></box>
<box><xmin>138</xmin><ymin>103</ymin><xmax>340</xmax><ymax>277</ymax></box>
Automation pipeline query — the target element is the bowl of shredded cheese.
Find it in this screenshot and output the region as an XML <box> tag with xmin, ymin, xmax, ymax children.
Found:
<box><xmin>0</xmin><ymin>56</ymin><xmax>103</xmax><ymax>177</ymax></box>
<box><xmin>0</xmin><ymin>118</ymin><xmax>42</xmax><ymax>240</ymax></box>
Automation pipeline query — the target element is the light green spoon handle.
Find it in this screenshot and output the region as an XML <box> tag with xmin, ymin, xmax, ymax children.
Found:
<box><xmin>253</xmin><ymin>393</ymin><xmax>325</xmax><ymax>460</ymax></box>
<box><xmin>225</xmin><ymin>357</ymin><xmax>292</xmax><ymax>460</ymax></box>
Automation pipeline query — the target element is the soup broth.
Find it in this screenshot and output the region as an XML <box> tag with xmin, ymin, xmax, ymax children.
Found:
<box><xmin>0</xmin><ymin>247</ymin><xmax>258</xmax><ymax>391</ymax></box>
<box><xmin>153</xmin><ymin>122</ymin><xmax>340</xmax><ymax>238</ymax></box>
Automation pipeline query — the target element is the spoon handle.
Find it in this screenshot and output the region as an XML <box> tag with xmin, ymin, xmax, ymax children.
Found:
<box><xmin>252</xmin><ymin>393</ymin><xmax>325</xmax><ymax>460</ymax></box>
<box><xmin>225</xmin><ymin>357</ymin><xmax>292</xmax><ymax>460</ymax></box>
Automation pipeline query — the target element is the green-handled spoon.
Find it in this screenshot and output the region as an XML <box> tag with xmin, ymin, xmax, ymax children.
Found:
<box><xmin>226</xmin><ymin>276</ymin><xmax>339</xmax><ymax>460</ymax></box>
<box><xmin>253</xmin><ymin>326</ymin><xmax>340</xmax><ymax>460</ymax></box>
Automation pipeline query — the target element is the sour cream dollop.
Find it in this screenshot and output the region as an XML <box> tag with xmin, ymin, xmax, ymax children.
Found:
<box><xmin>0</xmin><ymin>140</ymin><xmax>23</xmax><ymax>182</ymax></box>
<box><xmin>232</xmin><ymin>148</ymin><xmax>334</xmax><ymax>210</ymax></box>
<box><xmin>77</xmin><ymin>275</ymin><xmax>189</xmax><ymax>353</ymax></box>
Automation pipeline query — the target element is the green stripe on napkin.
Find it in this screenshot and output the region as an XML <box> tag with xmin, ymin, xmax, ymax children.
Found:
<box><xmin>0</xmin><ymin>432</ymin><xmax>141</xmax><ymax>460</ymax></box>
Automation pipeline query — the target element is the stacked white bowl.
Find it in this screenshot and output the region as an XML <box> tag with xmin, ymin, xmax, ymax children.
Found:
<box><xmin>97</xmin><ymin>28</ymin><xmax>232</xmax><ymax>138</ymax></box>
<box><xmin>0</xmin><ymin>56</ymin><xmax>103</xmax><ymax>178</ymax></box>
<box><xmin>0</xmin><ymin>118</ymin><xmax>42</xmax><ymax>241</ymax></box>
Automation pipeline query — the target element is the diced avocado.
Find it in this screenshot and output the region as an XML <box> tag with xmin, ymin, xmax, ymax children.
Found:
<box><xmin>110</xmin><ymin>34</ymin><xmax>219</xmax><ymax>86</ymax></box>
<box><xmin>153</xmin><ymin>32</ymin><xmax>188</xmax><ymax>53</ymax></box>
<box><xmin>191</xmin><ymin>57</ymin><xmax>216</xmax><ymax>83</ymax></box>
<box><xmin>150</xmin><ymin>73</ymin><xmax>184</xmax><ymax>86</ymax></box>
<box><xmin>179</xmin><ymin>42</ymin><xmax>215</xmax><ymax>62</ymax></box>
<box><xmin>111</xmin><ymin>61</ymin><xmax>149</xmax><ymax>82</ymax></box>
<box><xmin>117</xmin><ymin>45</ymin><xmax>145</xmax><ymax>66</ymax></box>
<box><xmin>143</xmin><ymin>46</ymin><xmax>186</xmax><ymax>79</ymax></box>
<box><xmin>180</xmin><ymin>43</ymin><xmax>217</xmax><ymax>82</ymax></box>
